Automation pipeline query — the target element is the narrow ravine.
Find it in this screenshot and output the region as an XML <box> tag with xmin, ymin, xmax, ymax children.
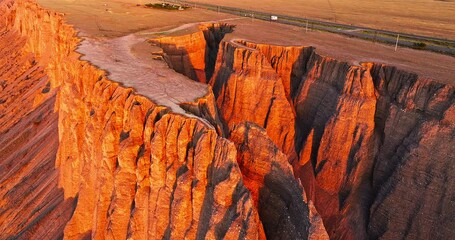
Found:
<box><xmin>1</xmin><ymin>1</ymin><xmax>325</xmax><ymax>239</ymax></box>
<box><xmin>154</xmin><ymin>23</ymin><xmax>455</xmax><ymax>240</ymax></box>
<box><xmin>1</xmin><ymin>0</ymin><xmax>454</xmax><ymax>239</ymax></box>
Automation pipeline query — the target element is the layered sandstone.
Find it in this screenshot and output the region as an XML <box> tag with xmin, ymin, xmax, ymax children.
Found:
<box><xmin>150</xmin><ymin>30</ymin><xmax>208</xmax><ymax>83</ymax></box>
<box><xmin>366</xmin><ymin>63</ymin><xmax>455</xmax><ymax>239</ymax></box>
<box><xmin>229</xmin><ymin>122</ymin><xmax>328</xmax><ymax>240</ymax></box>
<box><xmin>0</xmin><ymin>1</ymin><xmax>75</xmax><ymax>238</ymax></box>
<box><xmin>155</xmin><ymin>26</ymin><xmax>455</xmax><ymax>240</ymax></box>
<box><xmin>0</xmin><ymin>0</ymin><xmax>266</xmax><ymax>239</ymax></box>
<box><xmin>292</xmin><ymin>55</ymin><xmax>378</xmax><ymax>239</ymax></box>
<box><xmin>210</xmin><ymin>40</ymin><xmax>376</xmax><ymax>239</ymax></box>
<box><xmin>151</xmin><ymin>23</ymin><xmax>235</xmax><ymax>83</ymax></box>
<box><xmin>2</xmin><ymin>0</ymin><xmax>454</xmax><ymax>239</ymax></box>
<box><xmin>155</xmin><ymin>32</ymin><xmax>299</xmax><ymax>158</ymax></box>
<box><xmin>210</xmin><ymin>41</ymin><xmax>298</xmax><ymax>159</ymax></box>
<box><xmin>180</xmin><ymin>88</ymin><xmax>227</xmax><ymax>136</ymax></box>
<box><xmin>241</xmin><ymin>41</ymin><xmax>314</xmax><ymax>99</ymax></box>
<box><xmin>229</xmin><ymin>41</ymin><xmax>454</xmax><ymax>239</ymax></box>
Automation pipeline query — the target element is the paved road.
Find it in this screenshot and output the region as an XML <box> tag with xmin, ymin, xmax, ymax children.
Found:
<box><xmin>163</xmin><ymin>0</ymin><xmax>455</xmax><ymax>56</ymax></box>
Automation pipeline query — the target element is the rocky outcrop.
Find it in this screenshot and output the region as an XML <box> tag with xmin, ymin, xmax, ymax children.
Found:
<box><xmin>151</xmin><ymin>23</ymin><xmax>235</xmax><ymax>83</ymax></box>
<box><xmin>152</xmin><ymin>22</ymin><xmax>331</xmax><ymax>240</ymax></box>
<box><xmin>151</xmin><ymin>30</ymin><xmax>207</xmax><ymax>83</ymax></box>
<box><xmin>156</xmin><ymin>33</ymin><xmax>301</xmax><ymax>159</ymax></box>
<box><xmin>180</xmin><ymin>87</ymin><xmax>227</xmax><ymax>136</ymax></box>
<box><xmin>366</xmin><ymin>63</ymin><xmax>455</xmax><ymax>239</ymax></box>
<box><xmin>292</xmin><ymin>54</ymin><xmax>378</xmax><ymax>239</ymax></box>
<box><xmin>0</xmin><ymin>1</ymin><xmax>75</xmax><ymax>238</ymax></box>
<box><xmin>155</xmin><ymin>26</ymin><xmax>455</xmax><ymax>240</ymax></box>
<box><xmin>206</xmin><ymin>41</ymin><xmax>376</xmax><ymax>238</ymax></box>
<box><xmin>241</xmin><ymin>41</ymin><xmax>314</xmax><ymax>100</ymax></box>
<box><xmin>246</xmin><ymin>43</ymin><xmax>454</xmax><ymax>239</ymax></box>
<box><xmin>1</xmin><ymin>0</ymin><xmax>266</xmax><ymax>239</ymax></box>
<box><xmin>229</xmin><ymin>122</ymin><xmax>328</xmax><ymax>240</ymax></box>
<box><xmin>60</xmin><ymin>97</ymin><xmax>265</xmax><ymax>239</ymax></box>
<box><xmin>210</xmin><ymin>41</ymin><xmax>298</xmax><ymax>160</ymax></box>
<box><xmin>3</xmin><ymin>0</ymin><xmax>454</xmax><ymax>238</ymax></box>
<box><xmin>218</xmin><ymin>40</ymin><xmax>454</xmax><ymax>240</ymax></box>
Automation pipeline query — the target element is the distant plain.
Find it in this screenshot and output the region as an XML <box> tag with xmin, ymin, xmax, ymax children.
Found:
<box><xmin>189</xmin><ymin>0</ymin><xmax>455</xmax><ymax>39</ymax></box>
<box><xmin>37</xmin><ymin>0</ymin><xmax>455</xmax><ymax>84</ymax></box>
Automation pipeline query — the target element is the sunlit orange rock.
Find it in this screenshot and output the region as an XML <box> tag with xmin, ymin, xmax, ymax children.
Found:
<box><xmin>151</xmin><ymin>23</ymin><xmax>235</xmax><ymax>84</ymax></box>
<box><xmin>1</xmin><ymin>1</ymin><xmax>265</xmax><ymax>239</ymax></box>
<box><xmin>2</xmin><ymin>0</ymin><xmax>455</xmax><ymax>239</ymax></box>
<box><xmin>292</xmin><ymin>55</ymin><xmax>377</xmax><ymax>239</ymax></box>
<box><xmin>0</xmin><ymin>0</ymin><xmax>75</xmax><ymax>238</ymax></box>
<box><xmin>210</xmin><ymin>41</ymin><xmax>298</xmax><ymax>159</ymax></box>
<box><xmin>151</xmin><ymin>30</ymin><xmax>208</xmax><ymax>83</ymax></box>
<box><xmin>180</xmin><ymin>86</ymin><xmax>227</xmax><ymax>136</ymax></box>
<box><xmin>241</xmin><ymin>41</ymin><xmax>314</xmax><ymax>100</ymax></box>
<box><xmin>230</xmin><ymin>122</ymin><xmax>328</xmax><ymax>240</ymax></box>
<box><xmin>155</xmin><ymin>27</ymin><xmax>455</xmax><ymax>239</ymax></box>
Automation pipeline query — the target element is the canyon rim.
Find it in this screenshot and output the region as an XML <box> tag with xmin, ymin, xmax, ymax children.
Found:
<box><xmin>1</xmin><ymin>0</ymin><xmax>454</xmax><ymax>239</ymax></box>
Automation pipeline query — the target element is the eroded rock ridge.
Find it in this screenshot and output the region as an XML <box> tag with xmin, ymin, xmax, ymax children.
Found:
<box><xmin>1</xmin><ymin>1</ymin><xmax>266</xmax><ymax>239</ymax></box>
<box><xmin>1</xmin><ymin>0</ymin><xmax>454</xmax><ymax>239</ymax></box>
<box><xmin>154</xmin><ymin>26</ymin><xmax>455</xmax><ymax>240</ymax></box>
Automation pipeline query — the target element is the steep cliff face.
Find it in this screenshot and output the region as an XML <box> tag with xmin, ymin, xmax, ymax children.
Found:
<box><xmin>241</xmin><ymin>41</ymin><xmax>314</xmax><ymax>100</ymax></box>
<box><xmin>292</xmin><ymin>55</ymin><xmax>378</xmax><ymax>239</ymax></box>
<box><xmin>230</xmin><ymin>122</ymin><xmax>328</xmax><ymax>240</ymax></box>
<box><xmin>232</xmin><ymin>42</ymin><xmax>454</xmax><ymax>240</ymax></box>
<box><xmin>55</xmin><ymin>61</ymin><xmax>264</xmax><ymax>238</ymax></box>
<box><xmin>151</xmin><ymin>30</ymin><xmax>208</xmax><ymax>83</ymax></box>
<box><xmin>210</xmin><ymin>41</ymin><xmax>298</xmax><ymax>159</ymax></box>
<box><xmin>0</xmin><ymin>1</ymin><xmax>75</xmax><ymax>238</ymax></box>
<box><xmin>60</xmin><ymin>99</ymin><xmax>265</xmax><ymax>239</ymax></box>
<box><xmin>366</xmin><ymin>63</ymin><xmax>455</xmax><ymax>239</ymax></box>
<box><xmin>215</xmin><ymin>42</ymin><xmax>377</xmax><ymax>239</ymax></box>
<box><xmin>1</xmin><ymin>1</ymin><xmax>267</xmax><ymax>239</ymax></box>
<box><xmin>155</xmin><ymin>27</ymin><xmax>455</xmax><ymax>239</ymax></box>
<box><xmin>180</xmin><ymin>87</ymin><xmax>227</xmax><ymax>136</ymax></box>
<box><xmin>219</xmin><ymin>40</ymin><xmax>454</xmax><ymax>239</ymax></box>
<box><xmin>3</xmin><ymin>0</ymin><xmax>454</xmax><ymax>238</ymax></box>
<box><xmin>152</xmin><ymin>23</ymin><xmax>235</xmax><ymax>84</ymax></box>
<box><xmin>156</xmin><ymin>33</ymin><xmax>299</xmax><ymax>159</ymax></box>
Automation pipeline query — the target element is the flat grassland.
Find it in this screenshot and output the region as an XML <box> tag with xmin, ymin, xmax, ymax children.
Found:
<box><xmin>189</xmin><ymin>0</ymin><xmax>455</xmax><ymax>39</ymax></box>
<box><xmin>36</xmin><ymin>0</ymin><xmax>455</xmax><ymax>84</ymax></box>
<box><xmin>37</xmin><ymin>0</ymin><xmax>233</xmax><ymax>37</ymax></box>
